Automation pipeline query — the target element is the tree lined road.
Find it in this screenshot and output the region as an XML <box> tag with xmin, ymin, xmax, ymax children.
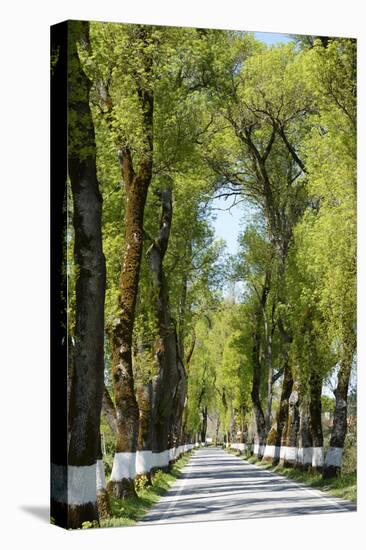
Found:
<box><xmin>52</xmin><ymin>23</ymin><xmax>356</xmax><ymax>528</ymax></box>
<box><xmin>139</xmin><ymin>448</ymin><xmax>356</xmax><ymax>525</ymax></box>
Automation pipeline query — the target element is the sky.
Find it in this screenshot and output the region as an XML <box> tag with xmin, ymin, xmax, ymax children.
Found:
<box><xmin>254</xmin><ymin>31</ymin><xmax>292</xmax><ymax>45</ymax></box>
<box><xmin>211</xmin><ymin>194</ymin><xmax>245</xmax><ymax>256</ymax></box>
<box><xmin>212</xmin><ymin>32</ymin><xmax>291</xmax><ymax>257</ymax></box>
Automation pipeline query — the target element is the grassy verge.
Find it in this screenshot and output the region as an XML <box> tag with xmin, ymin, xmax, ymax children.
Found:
<box><xmin>100</xmin><ymin>451</ymin><xmax>193</xmax><ymax>528</ymax></box>
<box><xmin>227</xmin><ymin>449</ymin><xmax>356</xmax><ymax>503</ymax></box>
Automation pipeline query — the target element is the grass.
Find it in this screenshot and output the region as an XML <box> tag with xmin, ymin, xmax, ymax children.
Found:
<box><xmin>100</xmin><ymin>451</ymin><xmax>193</xmax><ymax>528</ymax></box>
<box><xmin>227</xmin><ymin>449</ymin><xmax>356</xmax><ymax>503</ymax></box>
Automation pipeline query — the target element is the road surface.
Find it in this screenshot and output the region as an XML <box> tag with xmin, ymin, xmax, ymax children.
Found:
<box><xmin>139</xmin><ymin>447</ymin><xmax>356</xmax><ymax>525</ymax></box>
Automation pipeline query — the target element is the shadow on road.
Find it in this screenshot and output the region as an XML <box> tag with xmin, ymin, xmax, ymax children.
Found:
<box><xmin>140</xmin><ymin>447</ymin><xmax>356</xmax><ymax>526</ymax></box>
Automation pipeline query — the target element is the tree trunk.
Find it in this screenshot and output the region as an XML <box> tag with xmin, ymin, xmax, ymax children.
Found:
<box><xmin>177</xmin><ymin>265</ymin><xmax>188</xmax><ymax>360</ymax></box>
<box><xmin>222</xmin><ymin>389</ymin><xmax>229</xmax><ymax>447</ymax></box>
<box><xmin>108</xmin><ymin>161</ymin><xmax>153</xmax><ymax>497</ymax></box>
<box><xmin>101</xmin><ymin>386</ymin><xmax>117</xmax><ymax>435</ymax></box>
<box><xmin>309</xmin><ymin>370</ymin><xmax>324</xmax><ymax>471</ymax></box>
<box><xmin>323</xmin><ymin>354</ymin><xmax>354</xmax><ymax>478</ymax></box>
<box><xmin>51</xmin><ymin>20</ymin><xmax>68</xmax><ymax>529</ymax></box>
<box><xmin>282</xmin><ymin>381</ymin><xmax>300</xmax><ymax>467</ymax></box>
<box><xmin>108</xmin><ymin>74</ymin><xmax>154</xmax><ymax>498</ymax></box>
<box><xmin>297</xmin><ymin>395</ymin><xmax>313</xmax><ymax>470</ymax></box>
<box><xmin>215</xmin><ymin>416</ymin><xmax>221</xmax><ymax>446</ymax></box>
<box><xmin>264</xmin><ymin>325</ymin><xmax>274</xmax><ymax>434</ymax></box>
<box><xmin>272</xmin><ymin>358</ymin><xmax>293</xmax><ymax>466</ymax></box>
<box><xmin>96</xmin><ymin>436</ymin><xmax>111</xmax><ymax>520</ymax></box>
<box><xmin>179</xmin><ymin>328</ymin><xmax>195</xmax><ymax>447</ymax></box>
<box><xmin>148</xmin><ymin>188</ymin><xmax>186</xmax><ymax>468</ymax></box>
<box><xmin>136</xmin><ymin>382</ymin><xmax>153</xmax><ymax>482</ymax></box>
<box><xmin>201</xmin><ymin>406</ymin><xmax>208</xmax><ymax>443</ymax></box>
<box><xmin>170</xmin><ymin>354</ymin><xmax>187</xmax><ymax>453</ymax></box>
<box><xmin>52</xmin><ymin>21</ymin><xmax>106</xmax><ymax>529</ymax></box>
<box><xmin>251</xmin><ymin>272</ymin><xmax>271</xmax><ymax>458</ymax></box>
<box><xmin>179</xmin><ymin>397</ymin><xmax>189</xmax><ymax>448</ymax></box>
<box><xmin>251</xmin><ymin>309</ymin><xmax>267</xmax><ymax>459</ymax></box>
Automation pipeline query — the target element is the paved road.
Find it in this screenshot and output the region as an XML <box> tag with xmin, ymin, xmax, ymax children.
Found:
<box><xmin>139</xmin><ymin>447</ymin><xmax>356</xmax><ymax>525</ymax></box>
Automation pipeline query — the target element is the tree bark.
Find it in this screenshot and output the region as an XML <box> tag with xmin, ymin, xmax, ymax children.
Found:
<box><xmin>177</xmin><ymin>262</ymin><xmax>188</xmax><ymax>359</ymax></box>
<box><xmin>215</xmin><ymin>416</ymin><xmax>221</xmax><ymax>446</ymax></box>
<box><xmin>54</xmin><ymin>21</ymin><xmax>106</xmax><ymax>529</ymax></box>
<box><xmin>179</xmin><ymin>397</ymin><xmax>189</xmax><ymax>448</ymax></box>
<box><xmin>51</xmin><ymin>20</ymin><xmax>68</xmax><ymax>529</ymax></box>
<box><xmin>240</xmin><ymin>409</ymin><xmax>248</xmax><ymax>444</ymax></box>
<box><xmin>96</xmin><ymin>435</ymin><xmax>111</xmax><ymax>520</ymax></box>
<box><xmin>108</xmin><ymin>164</ymin><xmax>152</xmax><ymax>497</ymax></box>
<box><xmin>179</xmin><ymin>327</ymin><xmax>195</xmax><ymax>446</ymax></box>
<box><xmin>101</xmin><ymin>386</ymin><xmax>117</xmax><ymax>435</ymax></box>
<box><xmin>272</xmin><ymin>358</ymin><xmax>293</xmax><ymax>466</ymax></box>
<box><xmin>309</xmin><ymin>370</ymin><xmax>324</xmax><ymax>471</ymax></box>
<box><xmin>323</xmin><ymin>353</ymin><xmax>354</xmax><ymax>478</ymax></box>
<box><xmin>222</xmin><ymin>389</ymin><xmax>229</xmax><ymax>446</ymax></box>
<box><xmin>136</xmin><ymin>382</ymin><xmax>153</xmax><ymax>481</ymax></box>
<box><xmin>201</xmin><ymin>406</ymin><xmax>208</xmax><ymax>443</ymax></box>
<box><xmin>282</xmin><ymin>381</ymin><xmax>300</xmax><ymax>467</ymax></box>
<box><xmin>251</xmin><ymin>281</ymin><xmax>269</xmax><ymax>458</ymax></box>
<box><xmin>148</xmin><ymin>188</ymin><xmax>186</xmax><ymax>460</ymax></box>
<box><xmin>171</xmin><ymin>348</ymin><xmax>187</xmax><ymax>450</ymax></box>
<box><xmin>297</xmin><ymin>395</ymin><xmax>313</xmax><ymax>469</ymax></box>
<box><xmin>108</xmin><ymin>46</ymin><xmax>154</xmax><ymax>497</ymax></box>
<box><xmin>264</xmin><ymin>308</ymin><xmax>276</xmax><ymax>433</ymax></box>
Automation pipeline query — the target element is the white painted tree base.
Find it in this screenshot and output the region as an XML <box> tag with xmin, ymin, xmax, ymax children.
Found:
<box><xmin>228</xmin><ymin>445</ymin><xmax>327</xmax><ymax>469</ymax></box>
<box><xmin>253</xmin><ymin>444</ymin><xmax>265</xmax><ymax>456</ymax></box>
<box><xmin>96</xmin><ymin>459</ymin><xmax>106</xmax><ymax>491</ymax></box>
<box><xmin>110</xmin><ymin>452</ymin><xmax>136</xmax><ymax>481</ymax></box>
<box><xmin>158</xmin><ymin>450</ymin><xmax>170</xmax><ymax>467</ymax></box>
<box><xmin>52</xmin><ymin>463</ymin><xmax>97</xmax><ymax>505</ymax></box>
<box><xmin>151</xmin><ymin>450</ymin><xmax>171</xmax><ymax>469</ymax></box>
<box><xmin>325</xmin><ymin>447</ymin><xmax>343</xmax><ymax>468</ymax></box>
<box><xmin>297</xmin><ymin>447</ymin><xmax>313</xmax><ymax>467</ymax></box>
<box><xmin>312</xmin><ymin>447</ymin><xmax>324</xmax><ymax>468</ymax></box>
<box><xmin>136</xmin><ymin>450</ymin><xmax>153</xmax><ymax>475</ymax></box>
<box><xmin>283</xmin><ymin>446</ymin><xmax>297</xmax><ymax>462</ymax></box>
<box><xmin>262</xmin><ymin>445</ymin><xmax>280</xmax><ymax>460</ymax></box>
<box><xmin>231</xmin><ymin>443</ymin><xmax>248</xmax><ymax>452</ymax></box>
<box><xmin>109</xmin><ymin>445</ymin><xmax>195</xmax><ymax>482</ymax></box>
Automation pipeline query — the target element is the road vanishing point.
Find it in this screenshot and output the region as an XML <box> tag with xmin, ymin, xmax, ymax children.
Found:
<box><xmin>139</xmin><ymin>447</ymin><xmax>356</xmax><ymax>525</ymax></box>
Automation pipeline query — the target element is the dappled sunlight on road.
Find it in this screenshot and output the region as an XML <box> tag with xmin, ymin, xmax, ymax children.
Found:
<box><xmin>139</xmin><ymin>447</ymin><xmax>356</xmax><ymax>526</ymax></box>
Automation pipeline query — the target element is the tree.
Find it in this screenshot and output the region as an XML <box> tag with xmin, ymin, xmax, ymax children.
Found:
<box><xmin>147</xmin><ymin>187</ymin><xmax>187</xmax><ymax>458</ymax></box>
<box><xmin>90</xmin><ymin>23</ymin><xmax>159</xmax><ymax>498</ymax></box>
<box><xmin>298</xmin><ymin>39</ymin><xmax>356</xmax><ymax>477</ymax></box>
<box><xmin>53</xmin><ymin>21</ymin><xmax>106</xmax><ymax>529</ymax></box>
